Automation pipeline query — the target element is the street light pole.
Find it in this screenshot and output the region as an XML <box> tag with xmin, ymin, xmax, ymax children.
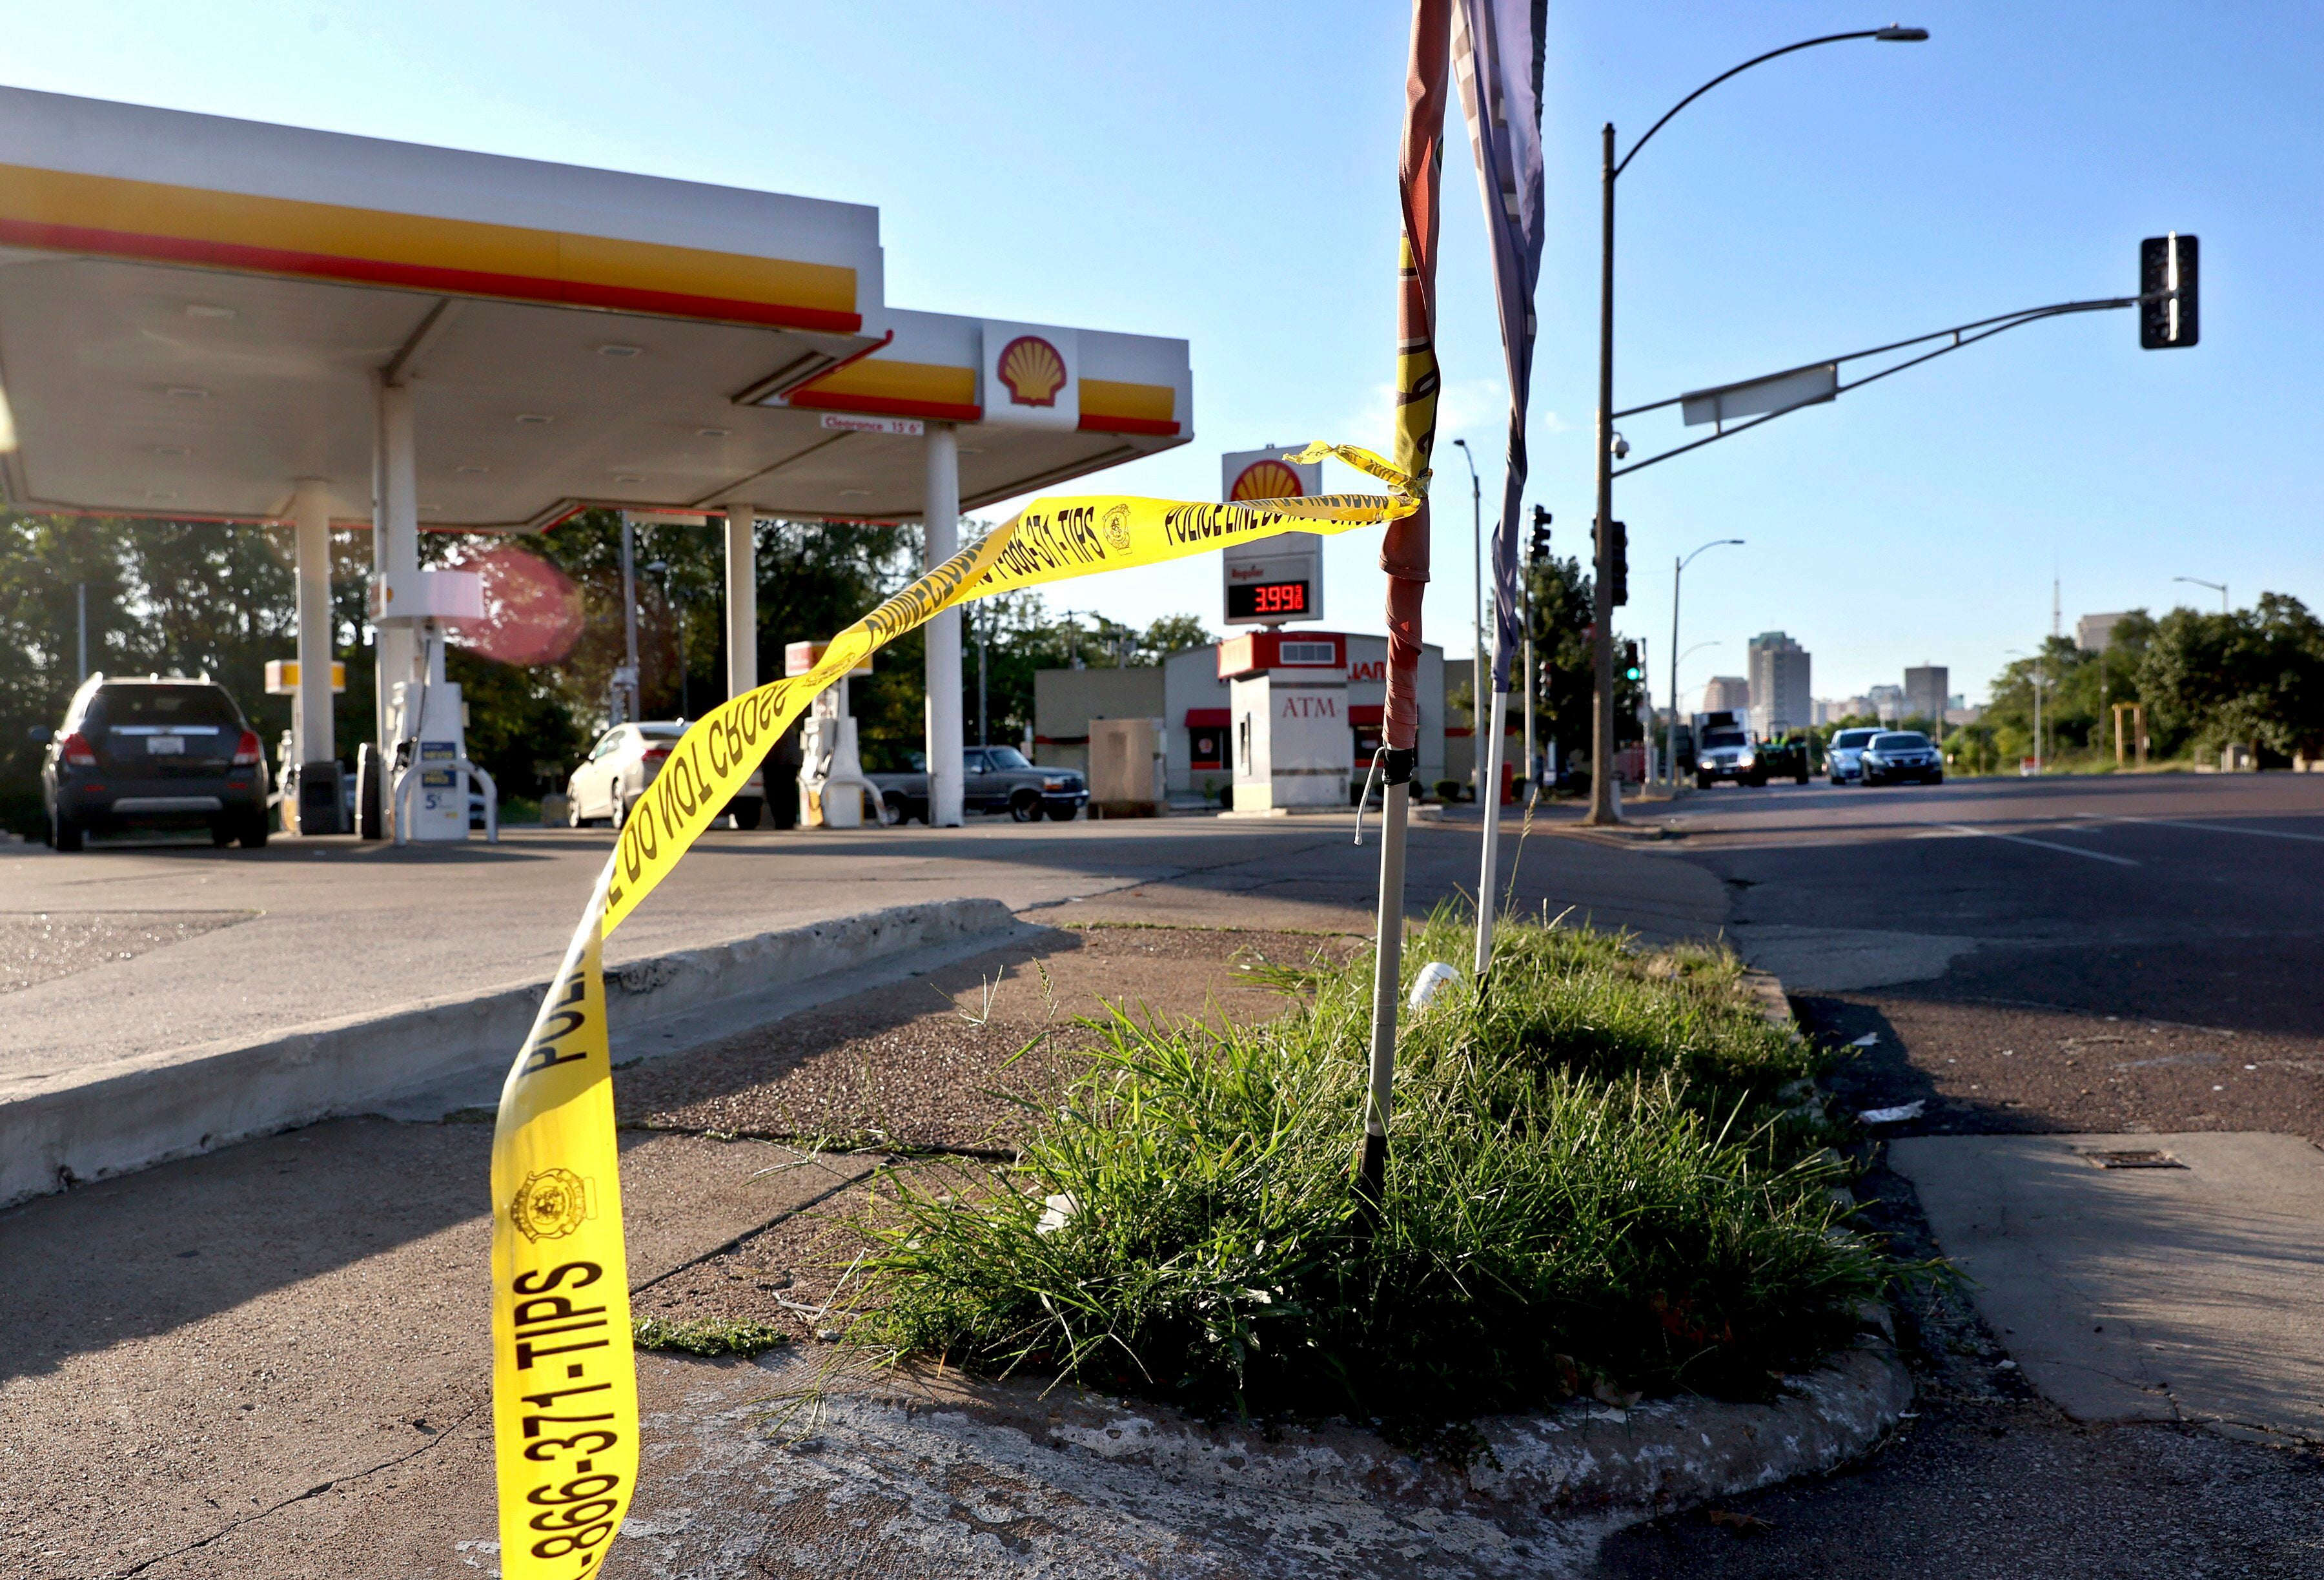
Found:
<box><xmin>1584</xmin><ymin>24</ymin><xmax>1927</xmax><ymax>826</ymax></box>
<box><xmin>1455</xmin><ymin>438</ymin><xmax>1485</xmax><ymax>800</ymax></box>
<box><xmin>2174</xmin><ymin>575</ymin><xmax>2228</xmax><ymax>613</ymax></box>
<box><xmin>1667</xmin><ymin>537</ymin><xmax>1744</xmax><ymax>791</ymax></box>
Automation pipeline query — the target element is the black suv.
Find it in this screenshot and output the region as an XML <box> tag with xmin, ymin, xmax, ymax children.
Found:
<box><xmin>37</xmin><ymin>675</ymin><xmax>270</xmax><ymax>850</ymax></box>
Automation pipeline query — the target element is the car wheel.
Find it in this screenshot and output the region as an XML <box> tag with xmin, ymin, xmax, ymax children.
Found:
<box><xmin>730</xmin><ymin>797</ymin><xmax>763</xmax><ymax>830</ymax></box>
<box><xmin>1694</xmin><ymin>774</ymin><xmax>1711</xmax><ymax>791</ymax></box>
<box><xmin>52</xmin><ymin>807</ymin><xmax>83</xmax><ymax>852</ymax></box>
<box><xmin>1795</xmin><ymin>773</ymin><xmax>1809</xmax><ymax>785</ymax></box>
<box><xmin>567</xmin><ymin>792</ymin><xmax>586</xmax><ymax>828</ymax></box>
<box><xmin>880</xmin><ymin>792</ymin><xmax>906</xmax><ymax>826</ymax></box>
<box><xmin>1045</xmin><ymin>803</ymin><xmax>1076</xmax><ymax>822</ymax></box>
<box><xmin>1010</xmin><ymin>790</ymin><xmax>1041</xmax><ymax>822</ymax></box>
<box><xmin>238</xmin><ymin>810</ymin><xmax>269</xmax><ymax>849</ymax></box>
<box><xmin>210</xmin><ymin>819</ymin><xmax>235</xmax><ymax>848</ymax></box>
<box><xmin>1930</xmin><ymin>771</ymin><xmax>1944</xmax><ymax>785</ymax></box>
<box><xmin>611</xmin><ymin>790</ymin><xmax>627</xmax><ymax>830</ymax></box>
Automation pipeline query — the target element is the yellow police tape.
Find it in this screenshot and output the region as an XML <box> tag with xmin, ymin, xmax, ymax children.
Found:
<box><xmin>488</xmin><ymin>442</ymin><xmax>1418</xmax><ymax>1576</ymax></box>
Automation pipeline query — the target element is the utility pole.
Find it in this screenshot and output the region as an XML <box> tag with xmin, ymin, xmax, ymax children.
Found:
<box><xmin>617</xmin><ymin>512</ymin><xmax>640</xmax><ymax>725</ymax></box>
<box><xmin>75</xmin><ymin>582</ymin><xmax>87</xmax><ymax>683</ymax></box>
<box><xmin>977</xmin><ymin>602</ymin><xmax>989</xmax><ymax>747</ymax></box>
<box><xmin>1454</xmin><ymin>438</ymin><xmax>1484</xmax><ymax>800</ymax></box>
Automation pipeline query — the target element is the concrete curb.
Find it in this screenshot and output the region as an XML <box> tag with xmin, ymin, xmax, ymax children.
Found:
<box><xmin>866</xmin><ymin>1324</ymin><xmax>1908</xmax><ymax>1536</ymax></box>
<box><xmin>1</xmin><ymin>897</ymin><xmax>1021</xmax><ymax>1208</ymax></box>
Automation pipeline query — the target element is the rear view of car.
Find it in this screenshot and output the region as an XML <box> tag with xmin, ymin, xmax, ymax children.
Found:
<box><xmin>39</xmin><ymin>675</ymin><xmax>270</xmax><ymax>850</ymax></box>
<box><xmin>1861</xmin><ymin>730</ymin><xmax>1944</xmax><ymax>786</ymax></box>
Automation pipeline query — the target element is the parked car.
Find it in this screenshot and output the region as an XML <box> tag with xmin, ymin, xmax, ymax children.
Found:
<box><xmin>868</xmin><ymin>746</ymin><xmax>1087</xmax><ymax>823</ymax></box>
<box><xmin>1757</xmin><ymin>732</ymin><xmax>1813</xmax><ymax>785</ymax></box>
<box><xmin>565</xmin><ymin>722</ymin><xmax>765</xmax><ymax>828</ymax></box>
<box><xmin>1827</xmin><ymin>726</ymin><xmax>1881</xmax><ymax>785</ymax></box>
<box><xmin>36</xmin><ymin>673</ymin><xmax>270</xmax><ymax>850</ymax></box>
<box><xmin>1861</xmin><ymin>730</ymin><xmax>1944</xmax><ymax>786</ymax></box>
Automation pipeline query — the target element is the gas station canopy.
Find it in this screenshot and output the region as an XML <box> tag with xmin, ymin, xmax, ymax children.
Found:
<box><xmin>0</xmin><ymin>84</ymin><xmax>1192</xmax><ymax>529</ymax></box>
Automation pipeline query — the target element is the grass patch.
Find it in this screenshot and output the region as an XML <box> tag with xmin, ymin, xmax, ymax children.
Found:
<box><xmin>857</xmin><ymin>910</ymin><xmax>1884</xmax><ymax>1429</ymax></box>
<box><xmin>631</xmin><ymin>1315</ymin><xmax>791</xmax><ymax>1357</ymax></box>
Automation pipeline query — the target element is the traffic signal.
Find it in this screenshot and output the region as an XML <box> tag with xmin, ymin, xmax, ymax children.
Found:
<box><xmin>2140</xmin><ymin>233</ymin><xmax>2198</xmax><ymax>349</ymax></box>
<box><xmin>1596</xmin><ymin>518</ymin><xmax>1629</xmax><ymax>606</ymax></box>
<box><xmin>1528</xmin><ymin>504</ymin><xmax>1552</xmax><ymax>563</ymax></box>
<box><xmin>1621</xmin><ymin>641</ymin><xmax>1642</xmax><ymax>682</ymax></box>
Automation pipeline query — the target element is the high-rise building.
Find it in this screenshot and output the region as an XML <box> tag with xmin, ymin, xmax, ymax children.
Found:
<box><xmin>2077</xmin><ymin>612</ymin><xmax>2130</xmax><ymax>652</ymax></box>
<box><xmin>1700</xmin><ymin>675</ymin><xmax>1750</xmax><ymax>715</ymax></box>
<box><xmin>1746</xmin><ymin>632</ymin><xmax>1811</xmax><ymax>739</ymax></box>
<box><xmin>1866</xmin><ymin>683</ymin><xmax>1906</xmax><ymax>723</ymax></box>
<box><xmin>1904</xmin><ymin>665</ymin><xmax>1948</xmax><ymax>725</ymax></box>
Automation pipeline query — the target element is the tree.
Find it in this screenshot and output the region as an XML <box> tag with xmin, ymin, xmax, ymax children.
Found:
<box><xmin>2138</xmin><ymin>595</ymin><xmax>2324</xmax><ymax>763</ymax></box>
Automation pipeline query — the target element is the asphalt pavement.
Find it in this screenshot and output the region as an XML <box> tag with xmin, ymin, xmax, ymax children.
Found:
<box><xmin>1596</xmin><ymin>770</ymin><xmax>2324</xmax><ymax>1577</ymax></box>
<box><xmin>0</xmin><ymin>807</ymin><xmax>1724</xmax><ymax>1088</ymax></box>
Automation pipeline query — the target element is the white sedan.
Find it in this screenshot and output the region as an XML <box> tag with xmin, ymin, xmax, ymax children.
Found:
<box><xmin>566</xmin><ymin>721</ymin><xmax>766</xmax><ymax>829</ymax></box>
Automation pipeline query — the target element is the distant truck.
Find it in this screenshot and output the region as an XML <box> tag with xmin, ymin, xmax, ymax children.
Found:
<box><xmin>866</xmin><ymin>745</ymin><xmax>1088</xmax><ymax>823</ymax></box>
<box><xmin>1691</xmin><ymin>710</ymin><xmax>1764</xmax><ymax>788</ymax></box>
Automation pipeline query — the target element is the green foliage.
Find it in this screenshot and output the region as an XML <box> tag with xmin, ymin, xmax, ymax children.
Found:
<box><xmin>861</xmin><ymin>914</ymin><xmax>1881</xmax><ymax>1428</ymax></box>
<box><xmin>631</xmin><ymin>1315</ymin><xmax>790</xmax><ymax>1357</ymax></box>
<box><xmin>1976</xmin><ymin>597</ymin><xmax>2324</xmax><ymax>768</ymax></box>
<box><xmin>1518</xmin><ymin>553</ymin><xmax>1645</xmax><ymax>750</ymax></box>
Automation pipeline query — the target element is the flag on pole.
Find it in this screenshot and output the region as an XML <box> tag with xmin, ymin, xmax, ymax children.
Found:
<box><xmin>1453</xmin><ymin>0</ymin><xmax>1548</xmax><ymax>690</ymax></box>
<box><xmin>1381</xmin><ymin>0</ymin><xmax>1453</xmax><ymax>750</ymax></box>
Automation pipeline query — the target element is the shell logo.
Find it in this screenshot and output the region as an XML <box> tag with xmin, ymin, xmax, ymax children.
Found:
<box><xmin>1230</xmin><ymin>458</ymin><xmax>1305</xmax><ymax>500</ymax></box>
<box><xmin>995</xmin><ymin>334</ymin><xmax>1068</xmax><ymax>407</ymax></box>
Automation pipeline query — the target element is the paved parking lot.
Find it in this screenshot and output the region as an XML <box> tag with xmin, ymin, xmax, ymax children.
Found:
<box><xmin>0</xmin><ymin>809</ymin><xmax>1724</xmax><ymax>1089</ymax></box>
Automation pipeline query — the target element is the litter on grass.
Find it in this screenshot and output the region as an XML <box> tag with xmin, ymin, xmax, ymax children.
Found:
<box><xmin>1407</xmin><ymin>960</ymin><xmax>1461</xmax><ymax>1009</ymax></box>
<box><xmin>1848</xmin><ymin>1033</ymin><xmax>1880</xmax><ymax>1048</ymax></box>
<box><xmin>1858</xmin><ymin>1101</ymin><xmax>1925</xmax><ymax>1125</ymax></box>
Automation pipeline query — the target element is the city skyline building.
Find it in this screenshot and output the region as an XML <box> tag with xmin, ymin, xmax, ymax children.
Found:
<box><xmin>2077</xmin><ymin>612</ymin><xmax>2131</xmax><ymax>652</ymax></box>
<box><xmin>1700</xmin><ymin>675</ymin><xmax>1751</xmax><ymax>715</ymax></box>
<box><xmin>1905</xmin><ymin>664</ymin><xmax>1949</xmax><ymax>725</ymax></box>
<box><xmin>1747</xmin><ymin>631</ymin><xmax>1811</xmax><ymax>739</ymax></box>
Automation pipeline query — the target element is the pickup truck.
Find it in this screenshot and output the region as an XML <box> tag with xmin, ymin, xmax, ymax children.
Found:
<box><xmin>867</xmin><ymin>745</ymin><xmax>1088</xmax><ymax>823</ymax></box>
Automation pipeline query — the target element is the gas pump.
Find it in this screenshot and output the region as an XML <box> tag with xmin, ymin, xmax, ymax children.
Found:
<box><xmin>788</xmin><ymin>640</ymin><xmax>875</xmax><ymax>828</ymax></box>
<box><xmin>368</xmin><ymin>570</ymin><xmax>498</xmax><ymax>844</ymax></box>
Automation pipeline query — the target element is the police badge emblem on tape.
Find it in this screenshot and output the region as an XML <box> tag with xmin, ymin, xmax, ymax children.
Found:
<box><xmin>486</xmin><ymin>442</ymin><xmax>1421</xmax><ymax>1578</ymax></box>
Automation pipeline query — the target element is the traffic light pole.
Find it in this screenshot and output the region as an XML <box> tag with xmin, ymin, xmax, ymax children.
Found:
<box><xmin>1587</xmin><ymin>120</ymin><xmax>1618</xmax><ymax>825</ymax></box>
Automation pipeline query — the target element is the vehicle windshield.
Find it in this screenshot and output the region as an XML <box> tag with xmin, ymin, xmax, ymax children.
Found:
<box><xmin>87</xmin><ymin>685</ymin><xmax>241</xmax><ymax>730</ymax></box>
<box><xmin>1833</xmin><ymin>729</ymin><xmax>1879</xmax><ymax>748</ymax></box>
<box><xmin>1702</xmin><ymin>728</ymin><xmax>1747</xmax><ymax>748</ymax></box>
<box><xmin>1874</xmin><ymin>732</ymin><xmax>1932</xmax><ymax>750</ymax></box>
<box><xmin>983</xmin><ymin>746</ymin><xmax>1032</xmax><ymax>770</ymax></box>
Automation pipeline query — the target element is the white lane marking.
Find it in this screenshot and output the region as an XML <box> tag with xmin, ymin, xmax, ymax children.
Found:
<box><xmin>2115</xmin><ymin>816</ymin><xmax>2324</xmax><ymax>845</ymax></box>
<box><xmin>1941</xmin><ymin>823</ymin><xmax>2141</xmax><ymax>866</ymax></box>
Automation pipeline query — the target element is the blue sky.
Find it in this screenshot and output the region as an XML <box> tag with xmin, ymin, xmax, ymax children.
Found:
<box><xmin>6</xmin><ymin>2</ymin><xmax>2316</xmax><ymax>706</ymax></box>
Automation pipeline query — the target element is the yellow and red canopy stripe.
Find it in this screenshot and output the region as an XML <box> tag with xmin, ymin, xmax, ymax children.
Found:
<box><xmin>0</xmin><ymin>163</ymin><xmax>860</xmax><ymax>333</ymax></box>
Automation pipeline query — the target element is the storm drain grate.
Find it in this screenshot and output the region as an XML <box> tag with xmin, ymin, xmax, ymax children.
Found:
<box><xmin>2080</xmin><ymin>1149</ymin><xmax>2186</xmax><ymax>1170</ymax></box>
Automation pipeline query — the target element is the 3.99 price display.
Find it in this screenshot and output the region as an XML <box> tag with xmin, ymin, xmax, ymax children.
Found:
<box><xmin>1227</xmin><ymin>579</ymin><xmax>1310</xmax><ymax>620</ymax></box>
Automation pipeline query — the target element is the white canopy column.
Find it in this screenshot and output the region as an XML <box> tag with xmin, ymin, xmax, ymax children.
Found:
<box><xmin>922</xmin><ymin>424</ymin><xmax>963</xmax><ymax>827</ymax></box>
<box><xmin>289</xmin><ymin>479</ymin><xmax>334</xmax><ymax>766</ymax></box>
<box><xmin>724</xmin><ymin>502</ymin><xmax>757</xmax><ymax>699</ymax></box>
<box><xmin>372</xmin><ymin>378</ymin><xmax>419</xmax><ymax>754</ymax></box>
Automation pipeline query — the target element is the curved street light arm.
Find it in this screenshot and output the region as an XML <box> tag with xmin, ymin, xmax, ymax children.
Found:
<box><xmin>1612</xmin><ymin>294</ymin><xmax>2148</xmax><ymax>477</ymax></box>
<box><xmin>1613</xmin><ymin>29</ymin><xmax>1911</xmax><ymax>180</ymax></box>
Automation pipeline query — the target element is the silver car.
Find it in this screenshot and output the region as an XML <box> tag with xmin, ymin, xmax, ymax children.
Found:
<box><xmin>1828</xmin><ymin>726</ymin><xmax>1881</xmax><ymax>785</ymax></box>
<box><xmin>566</xmin><ymin>721</ymin><xmax>766</xmax><ymax>828</ymax></box>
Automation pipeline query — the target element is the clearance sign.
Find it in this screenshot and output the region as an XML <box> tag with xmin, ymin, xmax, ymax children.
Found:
<box><xmin>488</xmin><ymin>442</ymin><xmax>1419</xmax><ymax>1576</ymax></box>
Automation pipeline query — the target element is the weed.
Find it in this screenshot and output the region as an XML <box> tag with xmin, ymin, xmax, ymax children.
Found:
<box><xmin>632</xmin><ymin>1315</ymin><xmax>791</xmax><ymax>1357</ymax></box>
<box><xmin>856</xmin><ymin>910</ymin><xmax>1884</xmax><ymax>1430</ymax></box>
